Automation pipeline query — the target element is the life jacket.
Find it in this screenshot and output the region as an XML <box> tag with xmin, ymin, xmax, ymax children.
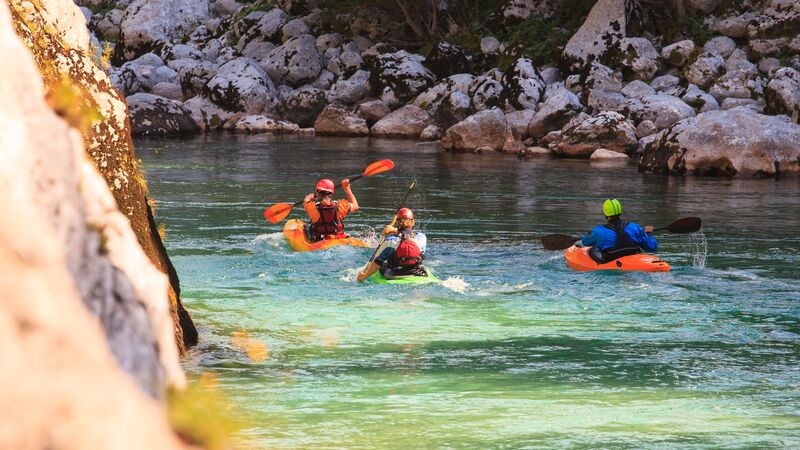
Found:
<box><xmin>309</xmin><ymin>201</ymin><xmax>344</xmax><ymax>240</ymax></box>
<box><xmin>589</xmin><ymin>220</ymin><xmax>641</xmax><ymax>264</ymax></box>
<box><xmin>386</xmin><ymin>231</ymin><xmax>426</xmax><ymax>276</ymax></box>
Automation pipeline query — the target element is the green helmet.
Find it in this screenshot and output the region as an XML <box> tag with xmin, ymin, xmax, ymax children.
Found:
<box><xmin>603</xmin><ymin>198</ymin><xmax>623</xmax><ymax>217</ymax></box>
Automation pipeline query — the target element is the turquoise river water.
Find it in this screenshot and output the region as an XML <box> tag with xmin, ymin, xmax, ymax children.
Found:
<box><xmin>138</xmin><ymin>135</ymin><xmax>800</xmax><ymax>449</ymax></box>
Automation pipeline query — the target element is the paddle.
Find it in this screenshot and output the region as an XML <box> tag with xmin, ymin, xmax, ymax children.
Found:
<box><xmin>361</xmin><ymin>178</ymin><xmax>417</xmax><ymax>271</ymax></box>
<box><xmin>263</xmin><ymin>159</ymin><xmax>395</xmax><ymax>224</ymax></box>
<box><xmin>540</xmin><ymin>217</ymin><xmax>702</xmax><ymax>251</ymax></box>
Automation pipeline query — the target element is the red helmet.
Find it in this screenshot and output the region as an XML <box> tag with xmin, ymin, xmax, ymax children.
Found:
<box><xmin>397</xmin><ymin>208</ymin><xmax>414</xmax><ymax>220</ymax></box>
<box><xmin>316</xmin><ymin>179</ymin><xmax>335</xmax><ymax>194</ymax></box>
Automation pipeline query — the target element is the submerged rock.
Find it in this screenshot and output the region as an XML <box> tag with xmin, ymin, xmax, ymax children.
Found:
<box><xmin>640</xmin><ymin>108</ymin><xmax>800</xmax><ymax>177</ymax></box>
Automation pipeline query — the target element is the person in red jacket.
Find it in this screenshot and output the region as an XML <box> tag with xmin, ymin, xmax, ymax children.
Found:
<box><xmin>303</xmin><ymin>178</ymin><xmax>359</xmax><ymax>241</ymax></box>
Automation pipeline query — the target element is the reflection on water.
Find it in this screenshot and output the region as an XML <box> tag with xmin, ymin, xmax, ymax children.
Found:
<box><xmin>138</xmin><ymin>134</ymin><xmax>800</xmax><ymax>448</ymax></box>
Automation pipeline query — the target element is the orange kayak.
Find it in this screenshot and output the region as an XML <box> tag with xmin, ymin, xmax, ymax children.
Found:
<box><xmin>564</xmin><ymin>245</ymin><xmax>670</xmax><ymax>272</ymax></box>
<box><xmin>282</xmin><ymin>219</ymin><xmax>370</xmax><ymax>252</ymax></box>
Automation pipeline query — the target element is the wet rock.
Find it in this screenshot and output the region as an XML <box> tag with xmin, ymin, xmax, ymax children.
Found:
<box><xmin>128</xmin><ymin>93</ymin><xmax>199</xmax><ymax>135</ymax></box>
<box><xmin>277</xmin><ymin>85</ymin><xmax>327</xmax><ymax>127</ymax></box>
<box><xmin>634</xmin><ymin>94</ymin><xmax>696</xmax><ymax>130</ymax></box>
<box><xmin>660</xmin><ymin>40</ymin><xmax>696</xmax><ymax>68</ymax></box>
<box><xmin>506</xmin><ymin>109</ymin><xmax>536</xmax><ymax>139</ymax></box>
<box><xmin>313</xmin><ymin>104</ymin><xmax>369</xmax><ymax>136</ymax></box>
<box><xmin>420</xmin><ymin>124</ymin><xmax>443</xmax><ymax>141</ymax></box>
<box><xmin>328</xmin><ymin>69</ymin><xmax>371</xmax><ymax>105</ymax></box>
<box><xmin>764</xmin><ymin>67</ymin><xmax>800</xmax><ymax>123</ymax></box>
<box><xmin>529</xmin><ymin>85</ymin><xmax>582</xmax><ymax>138</ymax></box>
<box><xmin>118</xmin><ymin>0</ymin><xmax>209</xmax><ymax>61</ymax></box>
<box><xmin>440</xmin><ymin>108</ymin><xmax>512</xmax><ymax>152</ymax></box>
<box><xmin>561</xmin><ymin>0</ymin><xmax>626</xmax><ymax>71</ymax></box>
<box><xmin>426</xmin><ymin>42</ymin><xmax>470</xmax><ymax>79</ymax></box>
<box><xmin>606</xmin><ymin>37</ymin><xmax>660</xmax><ymax>81</ymax></box>
<box><xmin>501</xmin><ymin>139</ymin><xmax>527</xmax><ymax>154</ymax></box>
<box><xmin>203</xmin><ymin>57</ymin><xmax>278</xmax><ymax>114</ymax></box>
<box><xmin>552</xmin><ymin>111</ymin><xmax>637</xmax><ymax>158</ymax></box>
<box><xmin>355</xmin><ymin>99</ymin><xmax>391</xmax><ymax>125</ymax></box>
<box><xmin>371</xmin><ymin>105</ymin><xmax>432</xmax><ymax>138</ymax></box>
<box><xmin>684</xmin><ymin>51</ymin><xmax>726</xmax><ymax>89</ymax></box>
<box><xmin>639</xmin><ymin>107</ymin><xmax>800</xmax><ymax>176</ymax></box>
<box><xmin>709</xmin><ymin>70</ymin><xmax>765</xmax><ymax>102</ymax></box>
<box><xmin>590</xmin><ymin>148</ymin><xmax>630</xmax><ymax>160</ymax></box>
<box><xmin>622</xmin><ymin>80</ymin><xmax>656</xmax><ymax>99</ymax></box>
<box><xmin>368</xmin><ymin>50</ymin><xmax>435</xmax><ymax>107</ymax></box>
<box><xmin>260</xmin><ymin>34</ymin><xmax>322</xmax><ymax>87</ymax></box>
<box><xmin>501</xmin><ymin>58</ymin><xmax>545</xmax><ymax>109</ymax></box>
<box><xmin>522</xmin><ymin>146</ymin><xmax>554</xmax><ymax>157</ymax></box>
<box><xmin>233</xmin><ymin>115</ymin><xmax>300</xmax><ymax>133</ymax></box>
<box><xmin>703</xmin><ymin>36</ymin><xmax>736</xmax><ymax>58</ymax></box>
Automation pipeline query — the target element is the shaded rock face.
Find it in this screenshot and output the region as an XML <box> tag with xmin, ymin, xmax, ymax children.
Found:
<box><xmin>313</xmin><ymin>104</ymin><xmax>369</xmax><ymax>136</ymax></box>
<box><xmin>355</xmin><ymin>99</ymin><xmax>390</xmax><ymax>125</ymax></box>
<box><xmin>203</xmin><ymin>57</ymin><xmax>277</xmax><ymax>114</ymax></box>
<box><xmin>640</xmin><ymin>108</ymin><xmax>800</xmax><ymax>177</ymax></box>
<box><xmin>10</xmin><ymin>0</ymin><xmax>197</xmax><ymax>353</ymax></box>
<box><xmin>684</xmin><ymin>51</ymin><xmax>726</xmax><ymax>89</ymax></box>
<box><xmin>605</xmin><ymin>37</ymin><xmax>660</xmax><ymax>81</ymax></box>
<box><xmin>561</xmin><ymin>0</ymin><xmax>628</xmax><ymax>71</ymax></box>
<box><xmin>368</xmin><ymin>50</ymin><xmax>435</xmax><ymax>106</ymax></box>
<box><xmin>661</xmin><ymin>40</ymin><xmax>696</xmax><ymax>68</ymax></box>
<box><xmin>278</xmin><ymin>85</ymin><xmax>327</xmax><ymax>127</ymax></box>
<box><xmin>426</xmin><ymin>42</ymin><xmax>470</xmax><ymax>78</ymax></box>
<box><xmin>502</xmin><ymin>58</ymin><xmax>545</xmax><ymax>109</ymax></box>
<box><xmin>440</xmin><ymin>108</ymin><xmax>512</xmax><ymax>152</ymax></box>
<box><xmin>234</xmin><ymin>115</ymin><xmax>300</xmax><ymax>133</ymax></box>
<box><xmin>128</xmin><ymin>93</ymin><xmax>199</xmax><ymax>135</ymax></box>
<box><xmin>765</xmin><ymin>67</ymin><xmax>800</xmax><ymax>123</ymax></box>
<box><xmin>552</xmin><ymin>111</ymin><xmax>637</xmax><ymax>157</ymax></box>
<box><xmin>371</xmin><ymin>105</ymin><xmax>432</xmax><ymax>138</ymax></box>
<box><xmin>117</xmin><ymin>0</ymin><xmax>209</xmax><ymax>61</ymax></box>
<box><xmin>528</xmin><ymin>85</ymin><xmax>583</xmax><ymax>138</ymax></box>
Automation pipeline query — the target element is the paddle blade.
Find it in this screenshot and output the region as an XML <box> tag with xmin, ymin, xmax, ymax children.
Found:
<box><xmin>664</xmin><ymin>217</ymin><xmax>702</xmax><ymax>234</ymax></box>
<box><xmin>263</xmin><ymin>203</ymin><xmax>294</xmax><ymax>224</ymax></box>
<box><xmin>361</xmin><ymin>159</ymin><xmax>395</xmax><ymax>177</ymax></box>
<box><xmin>541</xmin><ymin>234</ymin><xmax>579</xmax><ymax>251</ymax></box>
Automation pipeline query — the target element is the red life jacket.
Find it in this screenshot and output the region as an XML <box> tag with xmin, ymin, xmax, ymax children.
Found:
<box><xmin>391</xmin><ymin>233</ymin><xmax>423</xmax><ymax>268</ymax></box>
<box><xmin>310</xmin><ymin>201</ymin><xmax>343</xmax><ymax>240</ymax></box>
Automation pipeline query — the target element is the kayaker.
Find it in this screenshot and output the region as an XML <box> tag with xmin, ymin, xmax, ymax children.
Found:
<box><xmin>582</xmin><ymin>199</ymin><xmax>657</xmax><ymax>263</ymax></box>
<box><xmin>303</xmin><ymin>178</ymin><xmax>359</xmax><ymax>241</ymax></box>
<box><xmin>357</xmin><ymin>208</ymin><xmax>428</xmax><ymax>281</ymax></box>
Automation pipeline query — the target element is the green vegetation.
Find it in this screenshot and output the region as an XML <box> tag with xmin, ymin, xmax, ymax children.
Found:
<box><xmin>167</xmin><ymin>374</ymin><xmax>242</xmax><ymax>450</ymax></box>
<box><xmin>682</xmin><ymin>12</ymin><xmax>714</xmax><ymax>45</ymax></box>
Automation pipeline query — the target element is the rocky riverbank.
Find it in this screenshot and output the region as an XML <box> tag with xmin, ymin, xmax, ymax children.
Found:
<box><xmin>82</xmin><ymin>0</ymin><xmax>800</xmax><ymax>177</ymax></box>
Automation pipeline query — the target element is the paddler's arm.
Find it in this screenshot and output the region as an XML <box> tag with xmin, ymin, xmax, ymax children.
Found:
<box><xmin>303</xmin><ymin>194</ymin><xmax>320</xmax><ymax>222</ymax></box>
<box><xmin>342</xmin><ymin>178</ymin><xmax>359</xmax><ymax>212</ymax></box>
<box><xmin>357</xmin><ymin>262</ymin><xmax>380</xmax><ymax>281</ymax></box>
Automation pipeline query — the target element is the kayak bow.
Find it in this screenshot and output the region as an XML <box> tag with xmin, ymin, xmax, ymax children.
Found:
<box><xmin>283</xmin><ymin>219</ymin><xmax>370</xmax><ymax>252</ymax></box>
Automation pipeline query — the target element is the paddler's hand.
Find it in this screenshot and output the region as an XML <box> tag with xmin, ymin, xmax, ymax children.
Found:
<box><xmin>383</xmin><ymin>225</ymin><xmax>398</xmax><ymax>236</ymax></box>
<box><xmin>304</xmin><ymin>193</ymin><xmax>315</xmax><ymax>203</ymax></box>
<box><xmin>644</xmin><ymin>225</ymin><xmax>654</xmax><ymax>234</ymax></box>
<box><xmin>341</xmin><ymin>178</ymin><xmax>351</xmax><ymax>191</ymax></box>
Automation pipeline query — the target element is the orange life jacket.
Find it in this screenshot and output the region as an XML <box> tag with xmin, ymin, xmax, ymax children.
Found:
<box><xmin>309</xmin><ymin>201</ymin><xmax>343</xmax><ymax>240</ymax></box>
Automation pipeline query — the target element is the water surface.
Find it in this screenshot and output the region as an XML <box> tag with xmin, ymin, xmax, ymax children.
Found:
<box><xmin>138</xmin><ymin>135</ymin><xmax>800</xmax><ymax>449</ymax></box>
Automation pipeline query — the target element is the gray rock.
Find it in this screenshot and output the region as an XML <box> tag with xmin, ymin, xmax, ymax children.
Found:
<box><xmin>184</xmin><ymin>95</ymin><xmax>235</xmax><ymax>130</ymax></box>
<box><xmin>261</xmin><ymin>34</ymin><xmax>322</xmax><ymax>87</ymax></box>
<box><xmin>635</xmin><ymin>119</ymin><xmax>657</xmax><ymax>138</ymax></box>
<box><xmin>529</xmin><ymin>85</ymin><xmax>582</xmax><ymax>138</ymax></box>
<box><xmin>502</xmin><ymin>58</ymin><xmax>545</xmax><ymax>109</ymax></box>
<box><xmin>704</xmin><ymin>36</ymin><xmax>737</xmax><ymax>58</ymax></box>
<box><xmin>426</xmin><ymin>42</ymin><xmax>470</xmax><ymax>79</ymax></box>
<box><xmin>505</xmin><ymin>109</ymin><xmax>536</xmax><ymax>139</ymax></box>
<box><xmin>720</xmin><ymin>97</ymin><xmax>764</xmax><ymax>112</ymax></box>
<box><xmin>502</xmin><ymin>0</ymin><xmax>557</xmax><ymax>21</ymax></box>
<box><xmin>651</xmin><ymin>74</ymin><xmax>681</xmax><ymax>93</ymax></box>
<box><xmin>310</xmin><ymin>69</ymin><xmax>335</xmax><ymax>90</ymax></box>
<box><xmin>583</xmin><ymin>62</ymin><xmax>623</xmax><ymax>93</ymax></box>
<box><xmin>622</xmin><ymin>80</ymin><xmax>656</xmax><ymax>99</ymax></box>
<box><xmin>328</xmin><ymin>69</ymin><xmax>371</xmax><ymax>104</ymax></box>
<box><xmin>412</xmin><ymin>74</ymin><xmax>477</xmax><ymax>113</ymax></box>
<box><xmin>587</xmin><ymin>89</ymin><xmax>629</xmax><ymax>113</ymax></box>
<box><xmin>758</xmin><ymin>57</ymin><xmax>781</xmax><ymax>76</ymax></box>
<box><xmin>277</xmin><ymin>85</ymin><xmax>327</xmax><ymax>127</ymax></box>
<box><xmin>433</xmin><ymin>91</ymin><xmax>474</xmax><ymax>129</ymax></box>
<box><xmin>177</xmin><ymin>59</ymin><xmax>217</xmax><ymax>99</ymax></box>
<box><xmin>368</xmin><ymin>50</ymin><xmax>435</xmax><ymax>106</ymax></box>
<box><xmin>635</xmin><ymin>94</ymin><xmax>696</xmax><ymax>130</ymax></box>
<box><xmin>316</xmin><ymin>33</ymin><xmax>342</xmax><ymax>54</ymax></box>
<box><xmin>355</xmin><ymin>99</ymin><xmax>391</xmax><ymax>125</ymax></box>
<box><xmin>151</xmin><ymin>81</ymin><xmax>184</xmax><ymax>101</ymax></box>
<box><xmin>471</xmin><ymin>77</ymin><xmax>504</xmax><ymax>111</ymax></box>
<box><xmin>118</xmin><ymin>0</ymin><xmax>209</xmax><ymax>60</ymax></box>
<box><xmin>233</xmin><ymin>115</ymin><xmax>300</xmax><ymax>133</ymax></box>
<box><xmin>561</xmin><ymin>0</ymin><xmax>626</xmax><ymax>71</ymax></box>
<box><xmin>127</xmin><ymin>93</ymin><xmax>199</xmax><ymax>135</ymax></box>
<box><xmin>420</xmin><ymin>124</ymin><xmax>443</xmax><ymax>141</ymax></box>
<box><xmin>371</xmin><ymin>105</ymin><xmax>432</xmax><ymax>138</ymax></box>
<box><xmin>241</xmin><ymin>39</ymin><xmax>276</xmax><ymax>60</ymax></box>
<box><xmin>764</xmin><ymin>67</ymin><xmax>800</xmax><ymax>123</ymax></box>
<box><xmin>118</xmin><ymin>53</ymin><xmax>176</xmax><ymax>93</ymax></box>
<box><xmin>661</xmin><ymin>40</ymin><xmax>696</xmax><ymax>68</ymax></box>
<box><xmin>553</xmin><ymin>111</ymin><xmax>637</xmax><ymax>158</ymax></box>
<box><xmin>237</xmin><ymin>8</ymin><xmax>287</xmax><ymax>49</ymax></box>
<box><xmin>161</xmin><ymin>43</ymin><xmax>202</xmax><ymax>62</ymax></box>
<box><xmin>280</xmin><ymin>18</ymin><xmax>309</xmax><ymax>42</ymax></box>
<box><xmin>713</xmin><ymin>13</ymin><xmax>752</xmax><ymax>38</ymax></box>
<box><xmin>440</xmin><ymin>108</ymin><xmax>512</xmax><ymax>152</ymax></box>
<box><xmin>565</xmin><ymin>74</ymin><xmax>582</xmax><ymax>95</ymax></box>
<box><xmin>684</xmin><ymin>51</ymin><xmax>726</xmax><ymax>89</ymax></box>
<box><xmin>481</xmin><ymin>36</ymin><xmax>501</xmax><ymax>55</ymax></box>
<box><xmin>540</xmin><ymin>67</ymin><xmax>562</xmax><ymax>85</ymax></box>
<box><xmin>681</xmin><ymin>85</ymin><xmax>720</xmax><ymax>112</ymax></box>
<box><xmin>709</xmin><ymin>70</ymin><xmax>765</xmax><ymax>102</ymax></box>
<box><xmin>639</xmin><ymin>107</ymin><xmax>800</xmax><ymax>176</ymax></box>
<box><xmin>314</xmin><ymin>104</ymin><xmax>369</xmax><ymax>136</ymax></box>
<box><xmin>96</xmin><ymin>8</ymin><xmax>124</xmax><ymax>41</ymax></box>
<box><xmin>608</xmin><ymin>37</ymin><xmax>660</xmax><ymax>81</ymax></box>
<box><xmin>725</xmin><ymin>49</ymin><xmax>758</xmax><ymax>75</ymax></box>
<box><xmin>203</xmin><ymin>57</ymin><xmax>277</xmax><ymax>114</ymax></box>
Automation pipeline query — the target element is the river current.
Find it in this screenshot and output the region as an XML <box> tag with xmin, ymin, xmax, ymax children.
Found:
<box><xmin>138</xmin><ymin>135</ymin><xmax>799</xmax><ymax>449</ymax></box>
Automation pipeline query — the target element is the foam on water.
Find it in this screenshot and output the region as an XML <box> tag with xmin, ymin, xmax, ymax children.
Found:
<box><xmin>441</xmin><ymin>276</ymin><xmax>470</xmax><ymax>293</ymax></box>
<box><xmin>689</xmin><ymin>230</ymin><xmax>708</xmax><ymax>269</ymax></box>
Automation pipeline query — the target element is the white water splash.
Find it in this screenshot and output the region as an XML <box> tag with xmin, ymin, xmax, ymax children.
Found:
<box><xmin>339</xmin><ymin>267</ymin><xmax>362</xmax><ymax>282</ymax></box>
<box><xmin>688</xmin><ymin>230</ymin><xmax>708</xmax><ymax>269</ymax></box>
<box><xmin>442</xmin><ymin>276</ymin><xmax>470</xmax><ymax>293</ymax></box>
<box><xmin>254</xmin><ymin>232</ymin><xmax>284</xmax><ymax>243</ymax></box>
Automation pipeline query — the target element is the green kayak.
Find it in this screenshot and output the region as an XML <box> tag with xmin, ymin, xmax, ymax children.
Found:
<box><xmin>365</xmin><ymin>271</ymin><xmax>440</xmax><ymax>285</ymax></box>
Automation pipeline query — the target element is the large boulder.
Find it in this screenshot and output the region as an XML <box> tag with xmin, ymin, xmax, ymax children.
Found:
<box><xmin>561</xmin><ymin>0</ymin><xmax>627</xmax><ymax>71</ymax></box>
<box><xmin>327</xmin><ymin>69</ymin><xmax>371</xmax><ymax>105</ymax></box>
<box><xmin>764</xmin><ymin>67</ymin><xmax>800</xmax><ymax>123</ymax></box>
<box><xmin>236</xmin><ymin>8</ymin><xmax>287</xmax><ymax>50</ymax></box>
<box><xmin>440</xmin><ymin>108</ymin><xmax>512</xmax><ymax>152</ymax></box>
<box><xmin>260</xmin><ymin>34</ymin><xmax>322</xmax><ymax>87</ymax></box>
<box><xmin>745</xmin><ymin>1</ymin><xmax>800</xmax><ymax>58</ymax></box>
<box><xmin>413</xmin><ymin>74</ymin><xmax>477</xmax><ymax>112</ymax></box>
<box><xmin>660</xmin><ymin>40</ymin><xmax>696</xmax><ymax>68</ymax></box>
<box><xmin>118</xmin><ymin>53</ymin><xmax>177</xmax><ymax>94</ymax></box>
<box><xmin>709</xmin><ymin>70</ymin><xmax>765</xmax><ymax>102</ymax></box>
<box><xmin>278</xmin><ymin>85</ymin><xmax>327</xmax><ymax>127</ymax></box>
<box><xmin>371</xmin><ymin>105</ymin><xmax>432</xmax><ymax>138</ymax></box>
<box><xmin>528</xmin><ymin>85</ymin><xmax>583</xmax><ymax>138</ymax></box>
<box><xmin>640</xmin><ymin>108</ymin><xmax>800</xmax><ymax>176</ymax></box>
<box><xmin>368</xmin><ymin>50</ymin><xmax>435</xmax><ymax>106</ymax></box>
<box><xmin>426</xmin><ymin>42</ymin><xmax>470</xmax><ymax>79</ymax></box>
<box><xmin>127</xmin><ymin>93</ymin><xmax>199</xmax><ymax>135</ymax></box>
<box><xmin>313</xmin><ymin>104</ymin><xmax>369</xmax><ymax>136</ymax></box>
<box><xmin>471</xmin><ymin>77</ymin><xmax>504</xmax><ymax>111</ymax></box>
<box><xmin>433</xmin><ymin>91</ymin><xmax>475</xmax><ymax>129</ymax></box>
<box><xmin>605</xmin><ymin>37</ymin><xmax>660</xmax><ymax>81</ymax></box>
<box><xmin>233</xmin><ymin>115</ymin><xmax>300</xmax><ymax>133</ymax></box>
<box><xmin>117</xmin><ymin>0</ymin><xmax>209</xmax><ymax>61</ymax></box>
<box><xmin>502</xmin><ymin>0</ymin><xmax>557</xmax><ymax>22</ymax></box>
<box><xmin>684</xmin><ymin>51</ymin><xmax>726</xmax><ymax>89</ymax></box>
<box><xmin>632</xmin><ymin>94</ymin><xmax>696</xmax><ymax>130</ymax></box>
<box><xmin>552</xmin><ymin>111</ymin><xmax>637</xmax><ymax>157</ymax></box>
<box><xmin>177</xmin><ymin>59</ymin><xmax>218</xmax><ymax>99</ymax></box>
<box><xmin>355</xmin><ymin>99</ymin><xmax>391</xmax><ymax>125</ymax></box>
<box><xmin>506</xmin><ymin>109</ymin><xmax>537</xmax><ymax>139</ymax></box>
<box><xmin>501</xmin><ymin>58</ymin><xmax>545</xmax><ymax>109</ymax></box>
<box><xmin>681</xmin><ymin>85</ymin><xmax>721</xmax><ymax>113</ymax></box>
<box><xmin>203</xmin><ymin>57</ymin><xmax>278</xmax><ymax>114</ymax></box>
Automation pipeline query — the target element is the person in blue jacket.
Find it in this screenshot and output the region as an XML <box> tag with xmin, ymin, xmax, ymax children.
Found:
<box><xmin>582</xmin><ymin>199</ymin><xmax>657</xmax><ymax>263</ymax></box>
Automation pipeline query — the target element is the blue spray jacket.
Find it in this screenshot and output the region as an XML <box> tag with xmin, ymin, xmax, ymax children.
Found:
<box><xmin>581</xmin><ymin>222</ymin><xmax>657</xmax><ymax>252</ymax></box>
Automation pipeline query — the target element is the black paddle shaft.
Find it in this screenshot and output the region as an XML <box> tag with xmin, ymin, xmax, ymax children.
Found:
<box><xmin>292</xmin><ymin>173</ymin><xmax>365</xmax><ymax>207</ymax></box>
<box><xmin>366</xmin><ymin>179</ymin><xmax>417</xmax><ymax>263</ymax></box>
